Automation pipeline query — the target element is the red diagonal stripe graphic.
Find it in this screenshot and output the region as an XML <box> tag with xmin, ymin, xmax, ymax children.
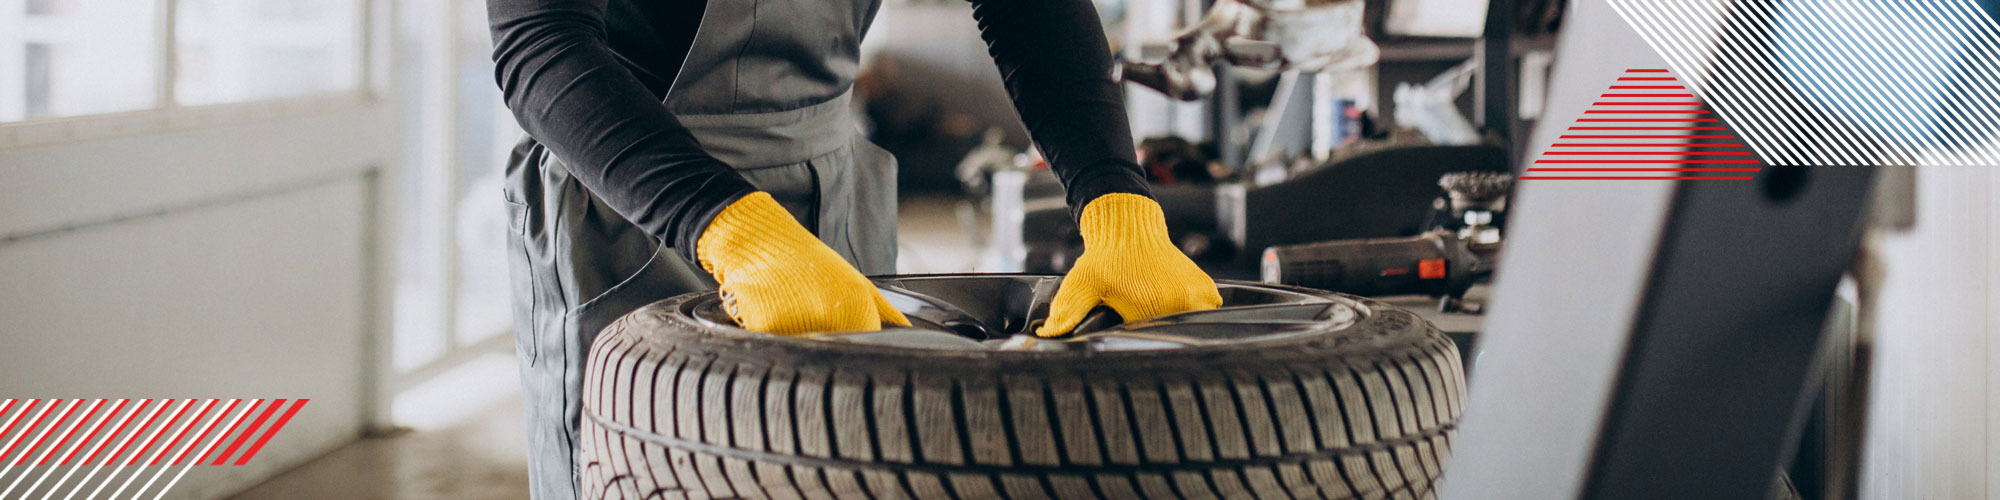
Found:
<box><xmin>12</xmin><ymin>399</ymin><xmax>83</xmax><ymax>466</ymax></box>
<box><xmin>3</xmin><ymin>399</ymin><xmax>64</xmax><ymax>464</ymax></box>
<box><xmin>35</xmin><ymin>399</ymin><xmax>107</xmax><ymax>465</ymax></box>
<box><xmin>209</xmin><ymin>399</ymin><xmax>284</xmax><ymax>465</ymax></box>
<box><xmin>1552</xmin><ymin>143</ymin><xmax>1743</xmax><ymax>147</ymax></box>
<box><xmin>35</xmin><ymin>399</ymin><xmax>106</xmax><ymax>465</ymax></box>
<box><xmin>1569</xmin><ymin>127</ymin><xmax>1727</xmax><ymax>131</ymax></box>
<box><xmin>128</xmin><ymin>399</ymin><xmax>198</xmax><ymax>466</ymax></box>
<box><xmin>57</xmin><ymin>399</ymin><xmax>130</xmax><ymax>465</ymax></box>
<box><xmin>0</xmin><ymin>399</ymin><xmax>31</xmax><ymax>442</ymax></box>
<box><xmin>1543</xmin><ymin>152</ymin><xmax>1752</xmax><ymax>155</ymax></box>
<box><xmin>235</xmin><ymin>399</ymin><xmax>307</xmax><ymax>466</ymax></box>
<box><xmin>1528</xmin><ymin>168</ymin><xmax>1762</xmax><ymax>172</ymax></box>
<box><xmin>91</xmin><ymin>399</ymin><xmax>162</xmax><ymax>465</ymax></box>
<box><xmin>1535</xmin><ymin>159</ymin><xmax>1760</xmax><ymax>164</ymax></box>
<box><xmin>1575</xmin><ymin>119</ymin><xmax>1719</xmax><ymax>122</ymax></box>
<box><xmin>1585</xmin><ymin>110</ymin><xmax>1711</xmax><ymax>114</ymax></box>
<box><xmin>1519</xmin><ymin>69</ymin><xmax>1752</xmax><ymax>181</ymax></box>
<box><xmin>61</xmin><ymin>400</ymin><xmax>158</xmax><ymax>500</ymax></box>
<box><xmin>0</xmin><ymin>399</ymin><xmax>40</xmax><ymax>465</ymax></box>
<box><xmin>1561</xmin><ymin>135</ymin><xmax>1736</xmax><ymax>139</ymax></box>
<box><xmin>172</xmin><ymin>399</ymin><xmax>246</xmax><ymax>465</ymax></box>
<box><xmin>151</xmin><ymin>399</ymin><xmax>221</xmax><ymax>465</ymax></box>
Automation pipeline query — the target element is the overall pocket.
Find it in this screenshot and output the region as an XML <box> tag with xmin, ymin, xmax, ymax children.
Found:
<box><xmin>733</xmin><ymin>161</ymin><xmax>824</xmax><ymax>233</ymax></box>
<box><xmin>503</xmin><ymin>198</ymin><xmax>538</xmax><ymax>366</ymax></box>
<box><xmin>846</xmin><ymin>138</ymin><xmax>900</xmax><ymax>275</ymax></box>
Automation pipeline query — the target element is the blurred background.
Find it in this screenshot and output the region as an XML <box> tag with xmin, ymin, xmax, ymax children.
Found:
<box><xmin>1</xmin><ymin>0</ymin><xmax>1997</xmax><ymax>498</ymax></box>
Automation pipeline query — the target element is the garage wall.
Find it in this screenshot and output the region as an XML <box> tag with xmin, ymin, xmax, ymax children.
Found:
<box><xmin>0</xmin><ymin>103</ymin><xmax>394</xmax><ymax>498</ymax></box>
<box><xmin>1861</xmin><ymin>165</ymin><xmax>1999</xmax><ymax>500</ymax></box>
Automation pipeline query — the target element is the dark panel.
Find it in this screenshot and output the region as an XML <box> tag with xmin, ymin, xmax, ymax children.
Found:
<box><xmin>1582</xmin><ymin>165</ymin><xmax>1876</xmax><ymax>500</ymax></box>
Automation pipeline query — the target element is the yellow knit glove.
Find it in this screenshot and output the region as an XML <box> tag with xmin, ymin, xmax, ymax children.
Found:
<box><xmin>696</xmin><ymin>192</ymin><xmax>911</xmax><ymax>335</ymax></box>
<box><xmin>1037</xmin><ymin>193</ymin><xmax>1222</xmax><ymax>337</ymax></box>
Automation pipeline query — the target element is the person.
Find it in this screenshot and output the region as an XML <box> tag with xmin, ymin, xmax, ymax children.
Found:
<box><xmin>487</xmin><ymin>0</ymin><xmax>1222</xmax><ymax>497</ymax></box>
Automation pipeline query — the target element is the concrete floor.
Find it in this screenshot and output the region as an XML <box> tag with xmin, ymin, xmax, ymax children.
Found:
<box><xmin>229</xmin><ymin>396</ymin><xmax>532</xmax><ymax>500</ymax></box>
<box><xmin>229</xmin><ymin>195</ymin><xmax>979</xmax><ymax>499</ymax></box>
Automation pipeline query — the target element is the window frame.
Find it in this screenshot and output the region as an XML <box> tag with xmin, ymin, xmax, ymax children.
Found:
<box><xmin>0</xmin><ymin>0</ymin><xmax>377</xmax><ymax>150</ymax></box>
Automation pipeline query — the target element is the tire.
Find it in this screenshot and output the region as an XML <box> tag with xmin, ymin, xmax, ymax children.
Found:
<box><xmin>578</xmin><ymin>275</ymin><xmax>1465</xmax><ymax>500</ymax></box>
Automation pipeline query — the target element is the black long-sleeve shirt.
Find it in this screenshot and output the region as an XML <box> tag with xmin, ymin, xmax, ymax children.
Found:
<box><xmin>488</xmin><ymin>0</ymin><xmax>1149</xmax><ymax>257</ymax></box>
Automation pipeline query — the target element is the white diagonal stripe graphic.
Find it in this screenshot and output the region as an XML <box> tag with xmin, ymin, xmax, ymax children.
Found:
<box><xmin>130</xmin><ymin>399</ymin><xmax>235</xmax><ymax>500</ymax></box>
<box><xmin>152</xmin><ymin>400</ymin><xmax>262</xmax><ymax>500</ymax></box>
<box><xmin>20</xmin><ymin>400</ymin><xmax>121</xmax><ymax>498</ymax></box>
<box><xmin>0</xmin><ymin>400</ymin><xmax>19</xmax><ymax>441</ymax></box>
<box><xmin>1615</xmin><ymin>0</ymin><xmax>1792</xmax><ymax>165</ymax></box>
<box><xmin>1732</xmin><ymin>0</ymin><xmax>1881</xmax><ymax>164</ymax></box>
<box><xmin>2</xmin><ymin>399</ymin><xmax>89</xmax><ymax>498</ymax></box>
<box><xmin>45</xmin><ymin>400</ymin><xmax>141</xmax><ymax>500</ymax></box>
<box><xmin>0</xmin><ymin>397</ymin><xmax>298</xmax><ymax>500</ymax></box>
<box><xmin>1740</xmin><ymin>0</ymin><xmax>1914</xmax><ymax>164</ymax></box>
<box><xmin>104</xmin><ymin>399</ymin><xmax>213</xmax><ymax>500</ymax></box>
<box><xmin>1936</xmin><ymin>0</ymin><xmax>2000</xmax><ymax>162</ymax></box>
<box><xmin>1681</xmin><ymin>0</ymin><xmax>1812</xmax><ymax>164</ymax></box>
<box><xmin>1674</xmin><ymin>0</ymin><xmax>1816</xmax><ymax>164</ymax></box>
<box><xmin>0</xmin><ymin>399</ymin><xmax>39</xmax><ymax>459</ymax></box>
<box><xmin>1610</xmin><ymin>0</ymin><xmax>2000</xmax><ymax>166</ymax></box>
<box><xmin>1775</xmin><ymin>0</ymin><xmax>1934</xmax><ymax>163</ymax></box>
<box><xmin>84</xmin><ymin>399</ymin><xmax>183</xmax><ymax>500</ymax></box>
<box><xmin>1916</xmin><ymin>0</ymin><xmax>2000</xmax><ymax>163</ymax></box>
<box><xmin>64</xmin><ymin>400</ymin><xmax>166</xmax><ymax>500</ymax></box>
<box><xmin>1</xmin><ymin>400</ymin><xmax>74</xmax><ymax>481</ymax></box>
<box><xmin>1641</xmin><ymin>0</ymin><xmax>1800</xmax><ymax>167</ymax></box>
<box><xmin>0</xmin><ymin>400</ymin><xmax>63</xmax><ymax>489</ymax></box>
<box><xmin>1735</xmin><ymin>0</ymin><xmax>1873</xmax><ymax>164</ymax></box>
<box><xmin>5</xmin><ymin>399</ymin><xmax>105</xmax><ymax>498</ymax></box>
<box><xmin>1839</xmin><ymin>0</ymin><xmax>1982</xmax><ymax>165</ymax></box>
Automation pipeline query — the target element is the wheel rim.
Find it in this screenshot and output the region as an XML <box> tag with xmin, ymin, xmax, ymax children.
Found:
<box><xmin>684</xmin><ymin>274</ymin><xmax>1362</xmax><ymax>352</ymax></box>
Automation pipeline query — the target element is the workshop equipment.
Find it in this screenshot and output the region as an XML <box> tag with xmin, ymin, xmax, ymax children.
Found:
<box><xmin>577</xmin><ymin>274</ymin><xmax>1464</xmax><ymax>500</ymax></box>
<box><xmin>1260</xmin><ymin>170</ymin><xmax>1509</xmax><ymax>310</ymax></box>
<box><xmin>1437</xmin><ymin>170</ymin><xmax>1512</xmax><ymax>250</ymax></box>
<box><xmin>1017</xmin><ymin>145</ymin><xmax>1511</xmax><ymax>279</ymax></box>
<box><xmin>1262</xmin><ymin>230</ymin><xmax>1486</xmax><ymax>301</ymax></box>
<box><xmin>1118</xmin><ymin>0</ymin><xmax>1380</xmax><ymax>100</ymax></box>
<box><xmin>1438</xmin><ymin>0</ymin><xmax>1876</xmax><ymax>498</ymax></box>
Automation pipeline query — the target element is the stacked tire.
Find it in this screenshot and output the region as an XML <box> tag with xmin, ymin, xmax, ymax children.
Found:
<box><xmin>579</xmin><ymin>277</ymin><xmax>1465</xmax><ymax>500</ymax></box>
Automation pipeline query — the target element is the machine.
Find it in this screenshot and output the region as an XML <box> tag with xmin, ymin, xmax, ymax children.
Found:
<box><xmin>1105</xmin><ymin>0</ymin><xmax>1882</xmax><ymax>499</ymax></box>
<box><xmin>1008</xmin><ymin>145</ymin><xmax>1511</xmax><ymax>279</ymax></box>
<box><xmin>1260</xmin><ymin>171</ymin><xmax>1511</xmax><ymax>311</ymax></box>
<box><xmin>1117</xmin><ymin>0</ymin><xmax>1381</xmax><ymax>100</ymax></box>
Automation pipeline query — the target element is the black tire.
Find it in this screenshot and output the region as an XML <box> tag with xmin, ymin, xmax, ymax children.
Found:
<box><xmin>579</xmin><ymin>275</ymin><xmax>1465</xmax><ymax>500</ymax></box>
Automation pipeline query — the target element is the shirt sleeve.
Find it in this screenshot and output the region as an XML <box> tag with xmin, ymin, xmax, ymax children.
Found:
<box><xmin>964</xmin><ymin>0</ymin><xmax>1154</xmax><ymax>216</ymax></box>
<box><xmin>488</xmin><ymin>0</ymin><xmax>755</xmax><ymax>258</ymax></box>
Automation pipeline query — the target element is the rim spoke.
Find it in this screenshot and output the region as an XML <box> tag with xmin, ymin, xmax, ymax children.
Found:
<box><xmin>815</xmin><ymin>329</ymin><xmax>991</xmax><ymax>350</ymax></box>
<box><xmin>877</xmin><ymin>286</ymin><xmax>989</xmax><ymax>338</ymax></box>
<box><xmin>1115</xmin><ymin>303</ymin><xmax>1335</xmax><ymax>327</ymax></box>
<box><xmin>683</xmin><ymin>276</ymin><xmax>1365</xmax><ymax>352</ymax></box>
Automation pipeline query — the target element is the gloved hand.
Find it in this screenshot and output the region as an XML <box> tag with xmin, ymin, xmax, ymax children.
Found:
<box><xmin>1037</xmin><ymin>193</ymin><xmax>1222</xmax><ymax>337</ymax></box>
<box><xmin>696</xmin><ymin>192</ymin><xmax>911</xmax><ymax>335</ymax></box>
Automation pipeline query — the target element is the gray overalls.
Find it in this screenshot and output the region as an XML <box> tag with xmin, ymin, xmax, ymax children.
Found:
<box><xmin>501</xmin><ymin>1</ymin><xmax>895</xmax><ymax>497</ymax></box>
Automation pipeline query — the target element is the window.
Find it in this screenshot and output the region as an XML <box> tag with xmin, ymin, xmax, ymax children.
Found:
<box><xmin>175</xmin><ymin>0</ymin><xmax>361</xmax><ymax>105</ymax></box>
<box><xmin>1</xmin><ymin>0</ymin><xmax>160</xmax><ymax>121</ymax></box>
<box><xmin>0</xmin><ymin>0</ymin><xmax>362</xmax><ymax>124</ymax></box>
